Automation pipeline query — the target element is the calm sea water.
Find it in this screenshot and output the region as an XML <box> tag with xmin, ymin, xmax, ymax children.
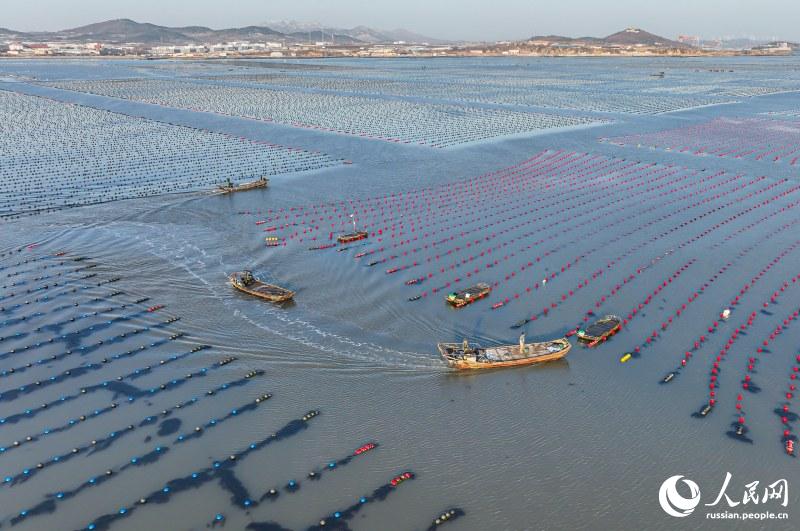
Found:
<box><xmin>1</xmin><ymin>56</ymin><xmax>799</xmax><ymax>531</ymax></box>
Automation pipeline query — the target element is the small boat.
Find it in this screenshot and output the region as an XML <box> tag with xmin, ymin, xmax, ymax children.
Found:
<box><xmin>338</xmin><ymin>213</ymin><xmax>368</xmax><ymax>244</ymax></box>
<box><xmin>445</xmin><ymin>283</ymin><xmax>491</xmax><ymax>308</ymax></box>
<box><xmin>576</xmin><ymin>315</ymin><xmax>622</xmax><ymax>344</ymax></box>
<box><xmin>217</xmin><ymin>177</ymin><xmax>269</xmax><ymax>194</ymax></box>
<box><xmin>337</xmin><ymin>231</ymin><xmax>369</xmax><ymax>244</ymax></box>
<box><xmin>265</xmin><ymin>236</ymin><xmax>282</xmax><ymax>247</ymax></box>
<box><xmin>438</xmin><ymin>337</ymin><xmax>571</xmax><ymax>370</ymax></box>
<box><xmin>229</xmin><ymin>271</ymin><xmax>294</xmax><ymax>303</ymax></box>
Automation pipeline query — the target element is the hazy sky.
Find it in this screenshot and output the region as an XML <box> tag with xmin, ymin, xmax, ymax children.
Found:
<box><xmin>5</xmin><ymin>0</ymin><xmax>799</xmax><ymax>41</ymax></box>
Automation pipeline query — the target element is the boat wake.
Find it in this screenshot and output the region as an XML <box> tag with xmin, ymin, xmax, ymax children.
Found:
<box><xmin>93</xmin><ymin>221</ymin><xmax>441</xmax><ymax>372</ymax></box>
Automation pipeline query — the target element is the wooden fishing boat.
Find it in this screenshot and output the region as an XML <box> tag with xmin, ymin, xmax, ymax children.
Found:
<box><xmin>576</xmin><ymin>315</ymin><xmax>622</xmax><ymax>345</ymax></box>
<box><xmin>446</xmin><ymin>283</ymin><xmax>491</xmax><ymax>308</ymax></box>
<box><xmin>337</xmin><ymin>231</ymin><xmax>369</xmax><ymax>244</ymax></box>
<box><xmin>438</xmin><ymin>337</ymin><xmax>571</xmax><ymax>370</ymax></box>
<box><xmin>217</xmin><ymin>177</ymin><xmax>269</xmax><ymax>194</ymax></box>
<box><xmin>228</xmin><ymin>271</ymin><xmax>294</xmax><ymax>303</ymax></box>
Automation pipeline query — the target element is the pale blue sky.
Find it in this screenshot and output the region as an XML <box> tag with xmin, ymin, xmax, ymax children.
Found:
<box><xmin>5</xmin><ymin>0</ymin><xmax>799</xmax><ymax>41</ymax></box>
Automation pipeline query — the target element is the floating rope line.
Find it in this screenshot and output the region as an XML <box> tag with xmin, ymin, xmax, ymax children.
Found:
<box><xmin>0</xmin><ymin>354</ymin><xmax>257</xmax><ymax>459</ymax></box>
<box><xmin>603</xmin><ymin>117</ymin><xmax>800</xmax><ymax>166</ymax></box>
<box><xmin>728</xmin><ymin>305</ymin><xmax>800</xmax><ymax>443</ymax></box>
<box><xmin>4</xmin><ymin>395</ymin><xmax>271</xmax><ymax>515</ymax></box>
<box><xmin>515</xmin><ymin>181</ymin><xmax>800</xmax><ymax>331</ymax></box>
<box><xmin>0</xmin><ymin>91</ymin><xmax>342</xmax><ymax>219</ymax></box>
<box><xmin>0</xmin><ymin>276</ymin><xmax>123</xmax><ymax>317</ymax></box>
<box><xmin>258</xmin><ymin>442</ymin><xmax>378</xmax><ymax>501</ymax></box>
<box><xmin>0</xmin><ymin>290</ymin><xmax>128</xmax><ymax>329</ymax></box>
<box><xmin>0</xmin><ymin>272</ymin><xmax>103</xmax><ymax>304</ymax></box>
<box><xmin>43</xmin><ymin>79</ymin><xmax>604</xmax><ymax>148</ymax></box>
<box><xmin>0</xmin><ymin>312</ymin><xmax>178</xmax><ymax>362</ymax></box>
<box><xmin>2</xmin><ymin>387</ymin><xmax>268</xmax><ymax>487</ymax></box>
<box><xmin>74</xmin><ymin>410</ymin><xmax>321</xmax><ymax>531</ymax></box>
<box><xmin>0</xmin><ymin>355</ymin><xmax>234</xmax><ymax>427</ymax></box>
<box><xmin>0</xmin><ymin>318</ymin><xmax>177</xmax><ymax>377</ymax></box>
<box><xmin>6</xmin><ymin>389</ymin><xmax>271</xmax><ymax>516</ymax></box>
<box><xmin>0</xmin><ymin>303</ymin><xmax>166</xmax><ymax>347</ymax></box>
<box><xmin>690</xmin><ymin>275</ymin><xmax>800</xmax><ymax>417</ymax></box>
<box><xmin>0</xmin><ymin>332</ymin><xmax>191</xmax><ymax>402</ymax></box>
<box><xmin>777</xmin><ymin>351</ymin><xmax>800</xmax><ymax>455</ymax></box>
<box><xmin>426</xmin><ymin>508</ymin><xmax>465</xmax><ymax>530</ymax></box>
<box><xmin>304</xmin><ymin>471</ymin><xmax>415</xmax><ymax>530</ymax></box>
<box><xmin>625</xmin><ymin>239</ymin><xmax>800</xmax><ymax>359</ymax></box>
<box><xmin>1</xmin><ymin>263</ymin><xmax>97</xmax><ymax>291</ymax></box>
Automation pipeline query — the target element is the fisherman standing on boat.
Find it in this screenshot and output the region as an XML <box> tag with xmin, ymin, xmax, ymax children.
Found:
<box><xmin>462</xmin><ymin>338</ymin><xmax>469</xmax><ymax>353</ymax></box>
<box><xmin>519</xmin><ymin>332</ymin><xmax>526</xmax><ymax>354</ymax></box>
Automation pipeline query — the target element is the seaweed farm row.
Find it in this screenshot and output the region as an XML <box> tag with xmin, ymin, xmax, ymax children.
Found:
<box><xmin>765</xmin><ymin>109</ymin><xmax>800</xmax><ymax>119</ymax></box>
<box><xmin>601</xmin><ymin>116</ymin><xmax>800</xmax><ymax>166</ymax></box>
<box><xmin>0</xmin><ymin>249</ymin><xmax>459</xmax><ymax>531</ymax></box>
<box><xmin>0</xmin><ymin>90</ymin><xmax>342</xmax><ymax>218</ymax></box>
<box><xmin>43</xmin><ymin>79</ymin><xmax>604</xmax><ymax>147</ymax></box>
<box><xmin>244</xmin><ymin>147</ymin><xmax>800</xmax><ymax>455</ymax></box>
<box><xmin>168</xmin><ymin>57</ymin><xmax>800</xmax><ymax>115</ymax></box>
<box><xmin>195</xmin><ymin>73</ymin><xmax>734</xmax><ymax>115</ymax></box>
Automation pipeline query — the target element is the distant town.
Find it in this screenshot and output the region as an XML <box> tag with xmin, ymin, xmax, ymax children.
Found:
<box><xmin>1</xmin><ymin>20</ymin><xmax>796</xmax><ymax>59</ymax></box>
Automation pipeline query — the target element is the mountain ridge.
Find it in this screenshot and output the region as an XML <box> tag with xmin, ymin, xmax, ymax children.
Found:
<box><xmin>0</xmin><ymin>18</ymin><xmax>444</xmax><ymax>45</ymax></box>
<box><xmin>529</xmin><ymin>27</ymin><xmax>691</xmax><ymax>48</ymax></box>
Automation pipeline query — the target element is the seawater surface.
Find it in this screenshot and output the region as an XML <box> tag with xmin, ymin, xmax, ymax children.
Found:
<box><xmin>1</xmin><ymin>56</ymin><xmax>800</xmax><ymax>531</ymax></box>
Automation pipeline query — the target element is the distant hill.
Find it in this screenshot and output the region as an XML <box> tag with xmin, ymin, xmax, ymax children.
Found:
<box><xmin>0</xmin><ymin>18</ymin><xmax>447</xmax><ymax>45</ymax></box>
<box><xmin>0</xmin><ymin>27</ymin><xmax>32</xmax><ymax>40</ymax></box>
<box><xmin>60</xmin><ymin>19</ymin><xmax>196</xmax><ymax>43</ymax></box>
<box><xmin>529</xmin><ymin>27</ymin><xmax>691</xmax><ymax>48</ymax></box>
<box><xmin>0</xmin><ymin>19</ymin><xmax>331</xmax><ymax>45</ymax></box>
<box><xmin>55</xmin><ymin>19</ymin><xmax>288</xmax><ymax>44</ymax></box>
<box><xmin>603</xmin><ymin>28</ymin><xmax>686</xmax><ymax>47</ymax></box>
<box><xmin>262</xmin><ymin>20</ymin><xmax>448</xmax><ymax>44</ymax></box>
<box><xmin>285</xmin><ymin>30</ymin><xmax>363</xmax><ymax>45</ymax></box>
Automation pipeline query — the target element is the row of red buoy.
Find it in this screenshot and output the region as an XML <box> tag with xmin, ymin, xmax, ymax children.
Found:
<box><xmin>361</xmin><ymin>154</ymin><xmax>641</xmax><ymax>259</ymax></box>
<box><xmin>673</xmin><ymin>231</ymin><xmax>800</xmax><ymax>375</ymax></box>
<box><xmin>605</xmin><ymin>118</ymin><xmax>800</xmax><ymax>166</ymax></box>
<box><xmin>733</xmin><ymin>305</ymin><xmax>800</xmax><ymax>438</ymax></box>
<box><xmin>779</xmin><ymin>353</ymin><xmax>800</xmax><ymax>453</ymax></box>
<box><xmin>627</xmin><ymin>237</ymin><xmax>800</xmax><ymax>355</ymax></box>
<box><xmin>487</xmin><ymin>168</ymin><xmax>745</xmax><ymax>309</ymax></box>
<box><xmin>251</xmin><ymin>150</ymin><xmax>580</xmax><ymax>231</ymax></box>
<box><xmin>705</xmin><ymin>274</ymin><xmax>800</xmax><ymax>409</ymax></box>
<box><xmin>418</xmin><ymin>163</ymin><xmax>702</xmax><ymax>297</ymax></box>
<box><xmin>506</xmin><ymin>170</ymin><xmax>770</xmax><ymax>326</ymax></box>
<box><xmin>292</xmin><ymin>152</ymin><xmax>603</xmax><ymax>243</ymax></box>
<box><xmin>402</xmin><ymin>163</ymin><xmax>724</xmax><ymax>301</ymax></box>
